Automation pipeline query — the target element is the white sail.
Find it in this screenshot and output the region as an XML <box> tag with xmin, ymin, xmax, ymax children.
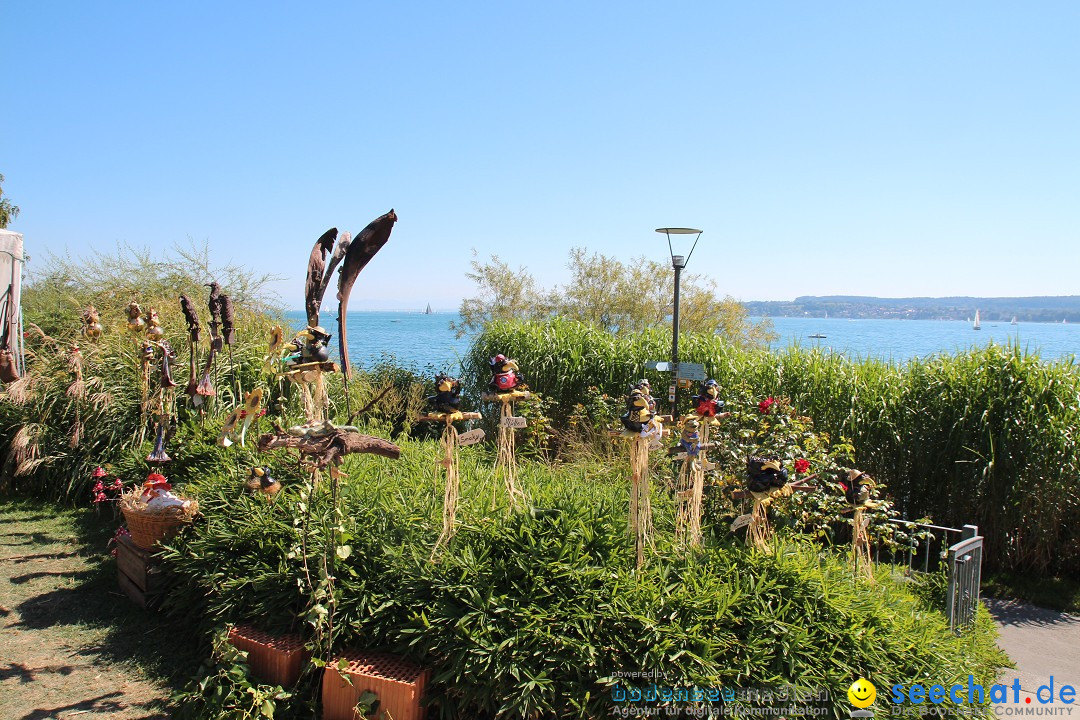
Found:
<box><xmin>973</xmin><ymin>310</ymin><xmax>981</xmax><ymax>330</ymax></box>
<box><xmin>1011</xmin><ymin>316</ymin><xmax>1018</xmax><ymax>326</ymax></box>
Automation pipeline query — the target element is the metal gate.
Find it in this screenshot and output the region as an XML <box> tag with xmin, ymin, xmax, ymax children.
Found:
<box><xmin>946</xmin><ymin>525</ymin><xmax>983</xmax><ymax>634</ymax></box>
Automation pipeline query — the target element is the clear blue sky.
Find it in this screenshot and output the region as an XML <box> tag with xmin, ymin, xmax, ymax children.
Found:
<box><xmin>3</xmin><ymin>2</ymin><xmax>1078</xmax><ymax>309</ymax></box>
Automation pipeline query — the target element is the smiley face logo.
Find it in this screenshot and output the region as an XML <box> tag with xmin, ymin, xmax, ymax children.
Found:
<box><xmin>848</xmin><ymin>678</ymin><xmax>876</xmax><ymax>708</ymax></box>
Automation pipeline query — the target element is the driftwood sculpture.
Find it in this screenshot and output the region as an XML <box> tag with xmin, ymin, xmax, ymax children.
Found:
<box><xmin>258</xmin><ymin>426</ymin><xmax>401</xmax><ymax>468</ymax></box>
<box><xmin>337</xmin><ymin>210</ymin><xmax>397</xmax><ymax>380</ymax></box>
<box><xmin>305</xmin><ymin>228</ymin><xmax>337</xmax><ymax>327</ymax></box>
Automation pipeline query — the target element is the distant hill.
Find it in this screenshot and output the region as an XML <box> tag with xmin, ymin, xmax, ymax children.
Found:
<box><xmin>741</xmin><ymin>296</ymin><xmax>1080</xmax><ymax>322</ymax></box>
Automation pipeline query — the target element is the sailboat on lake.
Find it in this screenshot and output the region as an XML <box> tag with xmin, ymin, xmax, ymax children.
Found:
<box><xmin>424</xmin><ymin>303</ymin><xmax>433</xmax><ymax>315</ymax></box>
<box><xmin>973</xmin><ymin>310</ymin><xmax>981</xmax><ymax>331</ymax></box>
<box><xmin>1011</xmin><ymin>316</ymin><xmax>1018</xmax><ymax>326</ymax></box>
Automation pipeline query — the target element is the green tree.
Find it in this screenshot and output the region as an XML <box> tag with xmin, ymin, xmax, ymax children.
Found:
<box><xmin>0</xmin><ymin>173</ymin><xmax>19</xmax><ymax>228</ymax></box>
<box><xmin>452</xmin><ymin>247</ymin><xmax>775</xmax><ymax>347</ymax></box>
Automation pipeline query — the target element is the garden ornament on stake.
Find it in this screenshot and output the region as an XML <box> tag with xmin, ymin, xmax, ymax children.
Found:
<box><xmin>842</xmin><ymin>469</ymin><xmax>880</xmax><ymax>580</ymax></box>
<box><xmin>418</xmin><ymin>374</ymin><xmax>483</xmax><ymax>557</ymax></box>
<box><xmin>80</xmin><ymin>306</ymin><xmax>102</xmax><ymax>340</ymax></box>
<box><xmin>735</xmin><ymin>457</ymin><xmax>818</xmax><ymax>553</ymax></box>
<box><xmin>179</xmin><ymin>293</ymin><xmax>201</xmax><ymax>402</ymax></box>
<box><xmin>671</xmin><ymin>379</ymin><xmax>729</xmax><ymax>547</ymax></box>
<box><xmin>482</xmin><ymin>353</ymin><xmax>529</xmax><ymax>509</ymax></box>
<box><xmin>617</xmin><ymin>384</ymin><xmax>671</xmax><ymax>568</ymax></box>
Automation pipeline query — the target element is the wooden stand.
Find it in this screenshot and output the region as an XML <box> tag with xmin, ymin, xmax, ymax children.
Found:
<box><xmin>227</xmin><ymin>625</ymin><xmax>309</xmax><ymax>687</ymax></box>
<box><xmin>418</xmin><ymin>411</ymin><xmax>482</xmax><ymax>557</ymax></box>
<box><xmin>115</xmin><ymin>534</ymin><xmax>164</xmax><ymax>608</ymax></box>
<box><xmin>483</xmin><ymin>391</ymin><xmax>530</xmax><ymax>509</ymax></box>
<box><xmin>322</xmin><ymin>650</ymin><xmax>429</xmax><ymax>720</ymax></box>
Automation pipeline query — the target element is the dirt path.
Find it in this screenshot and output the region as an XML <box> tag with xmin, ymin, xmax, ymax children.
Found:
<box><xmin>0</xmin><ymin>499</ymin><xmax>192</xmax><ymax>719</ymax></box>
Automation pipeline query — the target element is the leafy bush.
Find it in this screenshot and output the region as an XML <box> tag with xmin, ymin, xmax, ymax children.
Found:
<box><xmin>160</xmin><ymin>445</ymin><xmax>1006</xmax><ymax>719</ymax></box>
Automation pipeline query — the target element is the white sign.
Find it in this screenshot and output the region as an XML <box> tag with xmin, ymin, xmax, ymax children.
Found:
<box><xmin>676</xmin><ymin>362</ymin><xmax>706</xmax><ymax>381</ymax></box>
<box><xmin>501</xmin><ymin>416</ymin><xmax>528</xmax><ymax>429</ymax></box>
<box><xmin>458</xmin><ymin>429</ymin><xmax>486</xmax><ymax>447</ymax></box>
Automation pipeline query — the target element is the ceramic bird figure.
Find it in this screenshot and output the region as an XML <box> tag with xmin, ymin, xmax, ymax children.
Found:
<box><xmin>337</xmin><ymin>210</ymin><xmax>398</xmax><ymax>379</ymax></box>
<box><xmin>746</xmin><ymin>456</ymin><xmax>788</xmax><ymax>493</ymax></box>
<box><xmin>305</xmin><ymin>228</ymin><xmax>337</xmax><ymax>328</ymax></box>
<box><xmin>843</xmin><ymin>469</ymin><xmax>874</xmax><ymax>506</ymax></box>
<box><xmin>179</xmin><ymin>294</ymin><xmax>201</xmax><ymax>343</ymax></box>
<box><xmin>265</xmin><ymin>326</ymin><xmax>284</xmax><ymax>372</ymax></box>
<box><xmin>620</xmin><ymin>386</ymin><xmax>653</xmax><ymax>432</ymax></box>
<box><xmin>127</xmin><ymin>301</ymin><xmax>145</xmax><ymax>333</ymax></box>
<box><xmin>301</xmin><ymin>326</ymin><xmax>332</xmax><ymax>363</ymax></box>
<box><xmin>427</xmin><ymin>374</ymin><xmax>462</xmax><ymax>414</ymax></box>
<box><xmin>488</xmin><ymin>354</ymin><xmax>522</xmax><ymax>394</ymax></box>
<box><xmin>246</xmin><ymin>466</ymin><xmax>281</xmax><ymax>495</ymax></box>
<box><xmin>669</xmin><ymin>417</ymin><xmax>700</xmax><ymax>457</ymax></box>
<box><xmin>634</xmin><ymin>378</ymin><xmax>656</xmax><ymax>412</ymax></box>
<box><xmin>692</xmin><ymin>379</ymin><xmax>725</xmax><ymax>418</ymax></box>
<box><xmin>81</xmin><ymin>306</ymin><xmax>102</xmax><ymax>340</ymax></box>
<box><xmin>145</xmin><ymin>307</ymin><xmax>164</xmax><ymax>341</ymax></box>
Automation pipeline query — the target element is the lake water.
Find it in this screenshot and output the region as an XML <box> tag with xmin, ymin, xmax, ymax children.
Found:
<box><xmin>285</xmin><ymin>311</ymin><xmax>1080</xmax><ymax>372</ymax></box>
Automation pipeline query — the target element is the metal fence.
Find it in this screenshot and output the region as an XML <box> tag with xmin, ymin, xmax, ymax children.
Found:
<box><xmin>871</xmin><ymin>520</ymin><xmax>983</xmax><ymax>632</ymax></box>
<box><xmin>946</xmin><ymin>527</ymin><xmax>983</xmax><ymax>634</ymax></box>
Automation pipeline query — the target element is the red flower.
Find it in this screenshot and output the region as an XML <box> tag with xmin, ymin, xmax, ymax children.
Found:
<box><xmin>111</xmin><ymin>478</ymin><xmax>123</xmax><ymax>490</ymax></box>
<box><xmin>92</xmin><ymin>480</ymin><xmax>104</xmax><ymax>493</ymax></box>
<box><xmin>92</xmin><ymin>466</ymin><xmax>107</xmax><ymax>478</ymax></box>
<box><xmin>93</xmin><ymin>492</ymin><xmax>107</xmax><ymax>503</ymax></box>
<box><xmin>794</xmin><ymin>458</ymin><xmax>810</xmax><ymax>474</ymax></box>
<box><xmin>758</xmin><ymin>397</ymin><xmax>775</xmax><ymax>414</ymax></box>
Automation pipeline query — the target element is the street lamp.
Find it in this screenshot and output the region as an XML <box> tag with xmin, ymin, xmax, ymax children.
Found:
<box><xmin>656</xmin><ymin>227</ymin><xmax>703</xmax><ymax>416</ymax></box>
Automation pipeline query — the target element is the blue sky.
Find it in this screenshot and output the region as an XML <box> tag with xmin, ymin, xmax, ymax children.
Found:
<box><xmin>3</xmin><ymin>2</ymin><xmax>1078</xmax><ymax>310</ymax></box>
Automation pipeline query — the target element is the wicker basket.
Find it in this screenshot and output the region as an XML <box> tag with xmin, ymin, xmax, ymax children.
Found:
<box><xmin>120</xmin><ymin>489</ymin><xmax>198</xmax><ymax>549</ymax></box>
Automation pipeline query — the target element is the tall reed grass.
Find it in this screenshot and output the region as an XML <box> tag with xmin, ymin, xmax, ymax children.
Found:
<box><xmin>468</xmin><ymin>318</ymin><xmax>1080</xmax><ymax>577</ymax></box>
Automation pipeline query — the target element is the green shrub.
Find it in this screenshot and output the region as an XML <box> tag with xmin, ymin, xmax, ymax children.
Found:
<box><xmin>160</xmin><ymin>446</ymin><xmax>1006</xmax><ymax>719</ymax></box>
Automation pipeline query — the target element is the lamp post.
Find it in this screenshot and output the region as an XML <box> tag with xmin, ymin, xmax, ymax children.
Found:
<box><xmin>656</xmin><ymin>227</ymin><xmax>703</xmax><ymax>416</ymax></box>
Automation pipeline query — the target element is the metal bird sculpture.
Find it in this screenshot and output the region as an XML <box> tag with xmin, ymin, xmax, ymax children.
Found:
<box><xmin>337</xmin><ymin>209</ymin><xmax>397</xmax><ymax>379</ymax></box>
<box><xmin>305</xmin><ymin>228</ymin><xmax>337</xmax><ymax>328</ymax></box>
<box><xmin>206</xmin><ymin>282</ymin><xmax>223</xmax><ymax>351</ymax></box>
<box><xmin>220</xmin><ymin>295</ymin><xmax>236</xmax><ymax>346</ymax></box>
<box><xmin>179</xmin><ymin>294</ymin><xmax>201</xmax><ymax>343</ymax></box>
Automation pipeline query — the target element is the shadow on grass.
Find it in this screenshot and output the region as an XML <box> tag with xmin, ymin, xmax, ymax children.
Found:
<box><xmin>4</xmin><ymin>495</ymin><xmax>204</xmax><ymax>695</ymax></box>
<box><xmin>18</xmin><ymin>691</ymin><xmax>170</xmax><ymax>720</ymax></box>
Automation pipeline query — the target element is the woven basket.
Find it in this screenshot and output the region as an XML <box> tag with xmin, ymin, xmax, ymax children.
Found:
<box><xmin>120</xmin><ymin>491</ymin><xmax>198</xmax><ymax>550</ymax></box>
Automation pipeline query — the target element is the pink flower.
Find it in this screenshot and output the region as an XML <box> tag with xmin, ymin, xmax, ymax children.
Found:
<box><xmin>111</xmin><ymin>478</ymin><xmax>123</xmax><ymax>490</ymax></box>
<box><xmin>92</xmin><ymin>466</ymin><xmax>107</xmax><ymax>478</ymax></box>
<box><xmin>758</xmin><ymin>397</ymin><xmax>775</xmax><ymax>414</ymax></box>
<box><xmin>92</xmin><ymin>480</ymin><xmax>104</xmax><ymax>493</ymax></box>
<box><xmin>794</xmin><ymin>458</ymin><xmax>810</xmax><ymax>474</ymax></box>
<box><xmin>93</xmin><ymin>492</ymin><xmax>107</xmax><ymax>503</ymax></box>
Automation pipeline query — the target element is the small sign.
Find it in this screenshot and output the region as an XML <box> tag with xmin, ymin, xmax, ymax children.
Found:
<box><xmin>648</xmin><ymin>438</ymin><xmax>662</xmax><ymax>451</ymax></box>
<box><xmin>647</xmin><ymin>360</ymin><xmax>671</xmax><ymax>372</ymax></box>
<box><xmin>676</xmin><ymin>362</ymin><xmax>706</xmax><ymax>381</ymax></box>
<box><xmin>501</xmin><ymin>416</ymin><xmax>528</xmax><ymax>429</ymax></box>
<box><xmin>458</xmin><ymin>428</ymin><xmax>486</xmax><ymax>447</ymax></box>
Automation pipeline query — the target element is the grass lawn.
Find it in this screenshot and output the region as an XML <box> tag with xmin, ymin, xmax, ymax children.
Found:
<box><xmin>0</xmin><ymin>497</ymin><xmax>201</xmax><ymax>719</ymax></box>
